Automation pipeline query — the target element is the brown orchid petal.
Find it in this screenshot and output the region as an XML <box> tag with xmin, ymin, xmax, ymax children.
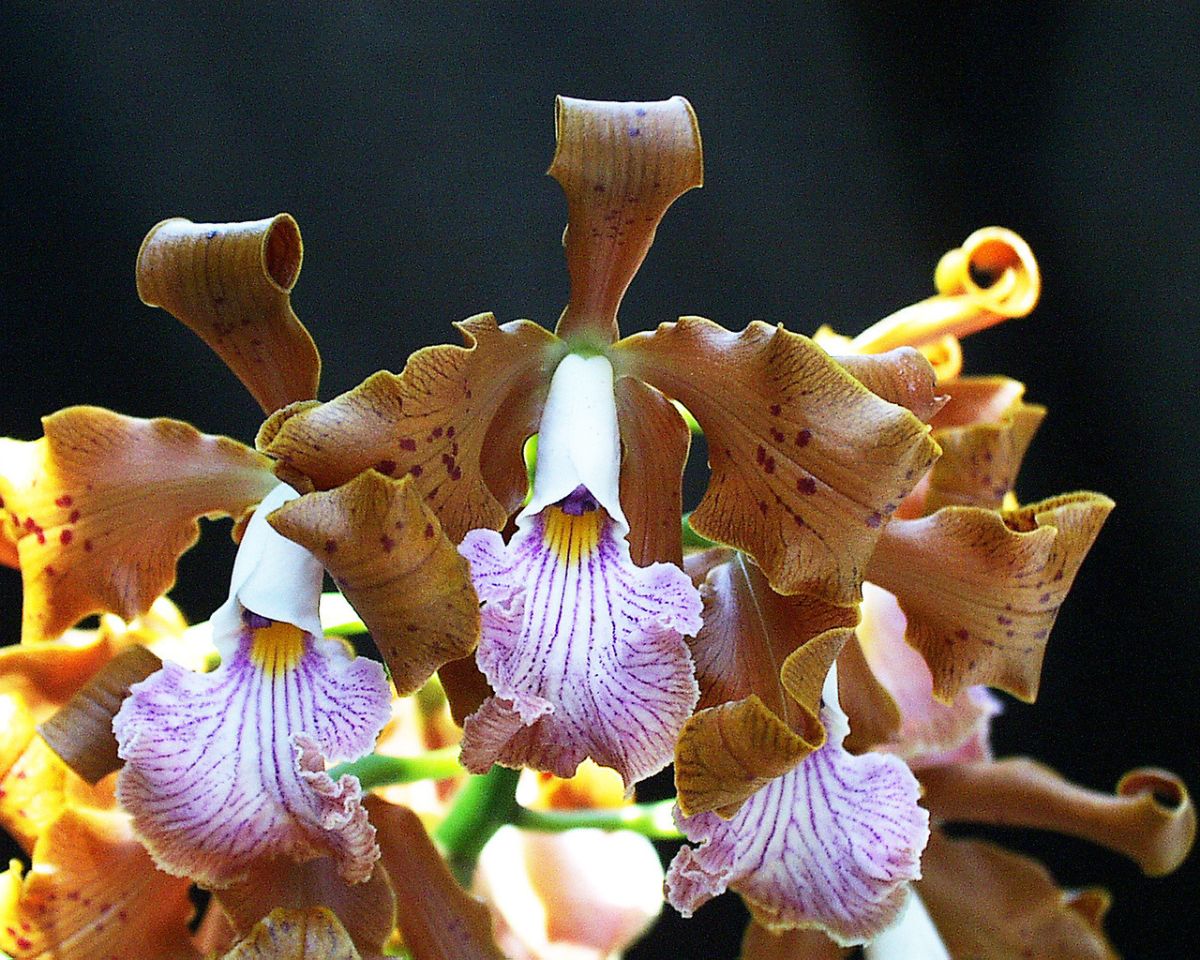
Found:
<box><xmin>918</xmin><ymin>831</ymin><xmax>1118</xmax><ymax>960</ymax></box>
<box><xmin>689</xmin><ymin>551</ymin><xmax>858</xmax><ymax>716</ymax></box>
<box><xmin>37</xmin><ymin>645</ymin><xmax>162</xmax><ymax>784</ymax></box>
<box><xmin>137</xmin><ymin>215</ymin><xmax>320</xmax><ymax>414</ymax></box>
<box><xmin>6</xmin><ymin>407</ymin><xmax>278</xmax><ymax>643</ymax></box>
<box><xmin>437</xmin><ymin>654</ymin><xmax>493</xmax><ymax>729</ymax></box>
<box><xmin>615</xmin><ymin>317</ymin><xmax>939</xmax><ymax>601</ymax></box>
<box><xmin>675</xmin><ymin>552</ymin><xmax>855</xmax><ymax>817</ymax></box>
<box><xmin>919</xmin><ymin>376</ymin><xmax>1046</xmax><ymax>514</ymax></box>
<box><xmin>835</xmin><ymin>632</ymin><xmax>902</xmax><ymax>754</ymax></box>
<box><xmin>268</xmin><ymin>471</ymin><xmax>479</xmax><ymax>696</ymax></box>
<box><xmin>615</xmin><ymin>376</ymin><xmax>690</xmax><ymax>566</ymax></box>
<box><xmin>741</xmin><ymin>922</ymin><xmax>847</xmax><ymax>960</ymax></box>
<box><xmin>832</xmin><ymin>348</ymin><xmax>946</xmax><ymax>422</ymax></box>
<box><xmin>368</xmin><ymin>799</ymin><xmax>505</xmax><ymax>960</ymax></box>
<box><xmin>214</xmin><ymin>859</ymin><xmax>396</xmax><ymax>958</ymax></box>
<box><xmin>265</xmin><ymin>314</ymin><xmax>562</xmax><ymax>541</ymax></box>
<box><xmin>222</xmin><ymin>908</ymin><xmax>360</xmax><ymax>960</ymax></box>
<box><xmin>550</xmin><ymin>96</ymin><xmax>703</xmax><ymax>344</ymax></box>
<box><xmin>0</xmin><ymin>806</ymin><xmax>197</xmax><ymax>960</ymax></box>
<box><xmin>919</xmin><ymin>758</ymin><xmax>1196</xmax><ymax>877</ymax></box>
<box><xmin>675</xmin><ymin>695</ymin><xmax>812</xmax><ymax>819</ymax></box>
<box><xmin>848</xmin><ymin>227</ymin><xmax>1041</xmax><ymax>358</ymax></box>
<box><xmin>867</xmin><ymin>492</ymin><xmax>1114</xmax><ymax>702</ymax></box>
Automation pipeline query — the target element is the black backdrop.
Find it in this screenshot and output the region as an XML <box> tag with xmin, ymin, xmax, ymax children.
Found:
<box><xmin>2</xmin><ymin>3</ymin><xmax>1196</xmax><ymax>956</ymax></box>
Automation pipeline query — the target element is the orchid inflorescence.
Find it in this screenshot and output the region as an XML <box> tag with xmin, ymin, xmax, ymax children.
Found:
<box><xmin>0</xmin><ymin>96</ymin><xmax>1192</xmax><ymax>960</ymax></box>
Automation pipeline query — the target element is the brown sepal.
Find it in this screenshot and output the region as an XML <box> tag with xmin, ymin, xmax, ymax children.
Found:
<box><xmin>833</xmin><ymin>347</ymin><xmax>946</xmax><ymax>422</ymax></box>
<box><xmin>741</xmin><ymin>921</ymin><xmax>848</xmax><ymax>960</ymax></box>
<box><xmin>268</xmin><ymin>470</ymin><xmax>480</xmax><ymax>696</ymax></box>
<box><xmin>137</xmin><ymin>215</ymin><xmax>320</xmax><ymax>414</ymax></box>
<box><xmin>550</xmin><ymin>96</ymin><xmax>703</xmax><ymax>344</ymax></box>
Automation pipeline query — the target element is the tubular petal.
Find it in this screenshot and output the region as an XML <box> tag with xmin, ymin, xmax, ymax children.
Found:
<box><xmin>267</xmin><ymin>470</ymin><xmax>480</xmax><ymax>696</ymax></box>
<box><xmin>0</xmin><ymin>806</ymin><xmax>197</xmax><ymax>960</ymax></box>
<box><xmin>918</xmin><ymin>831</ymin><xmax>1118</xmax><ymax>960</ymax></box>
<box><xmin>667</xmin><ymin>690</ymin><xmax>928</xmax><ymax>945</ymax></box>
<box><xmin>919</xmin><ymin>758</ymin><xmax>1196</xmax><ymax>878</ymax></box>
<box><xmin>137</xmin><ymin>215</ymin><xmax>320</xmax><ymax>414</ymax></box>
<box><xmin>221</xmin><ymin>907</ymin><xmax>360</xmax><ymax>960</ymax></box>
<box><xmin>113</xmin><ymin>487</ymin><xmax>391</xmax><ymax>888</ymax></box>
<box><xmin>615</xmin><ymin>317</ymin><xmax>939</xmax><ymax>602</ymax></box>
<box><xmin>264</xmin><ymin>314</ymin><xmax>563</xmax><ymax>541</ymax></box>
<box><xmin>550</xmin><ymin>96</ymin><xmax>703</xmax><ymax>345</ymax></box>
<box><xmin>458</xmin><ymin>502</ymin><xmax>701</xmax><ymax>789</ymax></box>
<box><xmin>2</xmin><ymin>407</ymin><xmax>278</xmax><ymax>643</ymax></box>
<box><xmin>866</xmin><ymin>492</ymin><xmax>1114</xmax><ymax>702</ymax></box>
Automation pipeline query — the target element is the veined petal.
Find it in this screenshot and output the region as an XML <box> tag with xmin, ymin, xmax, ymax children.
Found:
<box><xmin>268</xmin><ymin>470</ymin><xmax>480</xmax><ymax>695</ymax></box>
<box><xmin>855</xmin><ymin>583</ymin><xmax>1002</xmax><ymax>766</ymax></box>
<box><xmin>614</xmin><ymin>317</ymin><xmax>939</xmax><ymax>602</ymax></box>
<box><xmin>2</xmin><ymin>408</ymin><xmax>278</xmax><ymax>643</ymax></box>
<box><xmin>867</xmin><ymin>493</ymin><xmax>1114</xmax><ymax>702</ymax></box>
<box><xmin>918</xmin><ymin>831</ymin><xmax>1118</xmax><ymax>960</ymax></box>
<box><xmin>113</xmin><ymin>487</ymin><xmax>391</xmax><ymax>888</ymax></box>
<box><xmin>919</xmin><ymin>758</ymin><xmax>1195</xmax><ymax>877</ymax></box>
<box><xmin>667</xmin><ymin>671</ymin><xmax>929</xmax><ymax>945</ymax></box>
<box><xmin>831</xmin><ymin>348</ymin><xmax>945</xmax><ymax>423</ymax></box>
<box><xmin>0</xmin><ymin>806</ymin><xmax>196</xmax><ymax>960</ymax></box>
<box><xmin>458</xmin><ymin>499</ymin><xmax>701</xmax><ymax>789</ymax></box>
<box><xmin>137</xmin><ymin>214</ymin><xmax>320</xmax><ymax>414</ymax></box>
<box><xmin>264</xmin><ymin>314</ymin><xmax>563</xmax><ymax>541</ymax></box>
<box><xmin>550</xmin><ymin>96</ymin><xmax>703</xmax><ymax>345</ymax></box>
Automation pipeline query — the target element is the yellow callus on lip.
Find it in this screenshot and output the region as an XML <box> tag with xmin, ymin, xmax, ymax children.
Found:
<box><xmin>249</xmin><ymin>621</ymin><xmax>306</xmax><ymax>677</ymax></box>
<box><xmin>542</xmin><ymin>506</ymin><xmax>602</xmax><ymax>565</ymax></box>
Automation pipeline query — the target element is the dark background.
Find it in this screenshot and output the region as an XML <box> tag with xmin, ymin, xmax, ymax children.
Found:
<box><xmin>2</xmin><ymin>3</ymin><xmax>1196</xmax><ymax>956</ymax></box>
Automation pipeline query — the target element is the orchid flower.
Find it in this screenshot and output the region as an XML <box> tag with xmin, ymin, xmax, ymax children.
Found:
<box><xmin>261</xmin><ymin>96</ymin><xmax>942</xmax><ymax>788</ymax></box>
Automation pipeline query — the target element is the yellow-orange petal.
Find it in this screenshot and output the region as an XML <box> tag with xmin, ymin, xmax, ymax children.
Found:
<box><xmin>917</xmin><ymin>376</ymin><xmax>1046</xmax><ymax>514</ymax></box>
<box><xmin>5</xmin><ymin>407</ymin><xmax>278</xmax><ymax>643</ymax></box>
<box><xmin>847</xmin><ymin>228</ymin><xmax>1041</xmax><ymax>373</ymax></box>
<box><xmin>36</xmin><ymin>645</ymin><xmax>162</xmax><ymax>784</ymax></box>
<box><xmin>918</xmin><ymin>831</ymin><xmax>1118</xmax><ymax>960</ymax></box>
<box><xmin>214</xmin><ymin>859</ymin><xmax>396</xmax><ymax>959</ymax></box>
<box><xmin>550</xmin><ymin>96</ymin><xmax>703</xmax><ymax>345</ymax></box>
<box><xmin>615</xmin><ymin>376</ymin><xmax>691</xmax><ymax>567</ymax></box>
<box><xmin>616</xmin><ymin>318</ymin><xmax>939</xmax><ymax>601</ymax></box>
<box><xmin>919</xmin><ymin>758</ymin><xmax>1196</xmax><ymax>878</ymax></box>
<box><xmin>867</xmin><ymin>492</ymin><xmax>1114</xmax><ymax>702</ymax></box>
<box><xmin>264</xmin><ymin>314</ymin><xmax>563</xmax><ymax>542</ymax></box>
<box><xmin>0</xmin><ymin>806</ymin><xmax>196</xmax><ymax>960</ymax></box>
<box><xmin>369</xmin><ymin>799</ymin><xmax>505</xmax><ymax>960</ymax></box>
<box><xmin>741</xmin><ymin>922</ymin><xmax>847</xmax><ymax>960</ymax></box>
<box><xmin>268</xmin><ymin>471</ymin><xmax>480</xmax><ymax>696</ymax></box>
<box><xmin>221</xmin><ymin>907</ymin><xmax>359</xmax><ymax>960</ymax></box>
<box><xmin>835</xmin><ymin>632</ymin><xmax>902</xmax><ymax>754</ymax></box>
<box><xmin>137</xmin><ymin>214</ymin><xmax>320</xmax><ymax>414</ymax></box>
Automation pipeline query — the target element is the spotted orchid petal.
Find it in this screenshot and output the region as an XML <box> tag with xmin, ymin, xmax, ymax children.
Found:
<box><xmin>458</xmin><ymin>354</ymin><xmax>701</xmax><ymax>789</ymax></box>
<box><xmin>113</xmin><ymin>484</ymin><xmax>392</xmax><ymax>888</ymax></box>
<box><xmin>0</xmin><ymin>806</ymin><xmax>197</xmax><ymax>960</ymax></box>
<box><xmin>614</xmin><ymin>318</ymin><xmax>939</xmax><ymax>602</ymax></box>
<box><xmin>867</xmin><ymin>492</ymin><xmax>1114</xmax><ymax>702</ymax></box>
<box><xmin>549</xmin><ymin>96</ymin><xmax>703</xmax><ymax>345</ymax></box>
<box><xmin>264</xmin><ymin>313</ymin><xmax>563</xmax><ymax>542</ymax></box>
<box><xmin>918</xmin><ymin>831</ymin><xmax>1118</xmax><ymax>960</ymax></box>
<box><xmin>667</xmin><ymin>668</ymin><xmax>929</xmax><ymax>946</ymax></box>
<box><xmin>854</xmin><ymin>583</ymin><xmax>1002</xmax><ymax>766</ymax></box>
<box><xmin>0</xmin><ymin>408</ymin><xmax>278</xmax><ymax>643</ymax></box>
<box><xmin>137</xmin><ymin>214</ymin><xmax>320</xmax><ymax>414</ymax></box>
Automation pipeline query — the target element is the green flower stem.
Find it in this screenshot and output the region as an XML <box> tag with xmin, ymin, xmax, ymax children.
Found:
<box><xmin>433</xmin><ymin>765</ymin><xmax>522</xmax><ymax>886</ymax></box>
<box><xmin>512</xmin><ymin>799</ymin><xmax>683</xmax><ymax>840</ymax></box>
<box><xmin>329</xmin><ymin>748</ymin><xmax>464</xmax><ymax>791</ymax></box>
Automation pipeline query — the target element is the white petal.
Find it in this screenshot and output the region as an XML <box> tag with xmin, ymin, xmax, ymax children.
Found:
<box><xmin>865</xmin><ymin>890</ymin><xmax>950</xmax><ymax>960</ymax></box>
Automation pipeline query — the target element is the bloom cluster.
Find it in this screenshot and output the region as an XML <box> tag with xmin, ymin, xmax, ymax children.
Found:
<box><xmin>0</xmin><ymin>97</ymin><xmax>1193</xmax><ymax>959</ymax></box>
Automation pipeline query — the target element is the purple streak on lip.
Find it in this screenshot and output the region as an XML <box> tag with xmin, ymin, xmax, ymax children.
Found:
<box><xmin>558</xmin><ymin>485</ymin><xmax>600</xmax><ymax>516</ymax></box>
<box><xmin>242</xmin><ymin>610</ymin><xmax>273</xmax><ymax>630</ymax></box>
